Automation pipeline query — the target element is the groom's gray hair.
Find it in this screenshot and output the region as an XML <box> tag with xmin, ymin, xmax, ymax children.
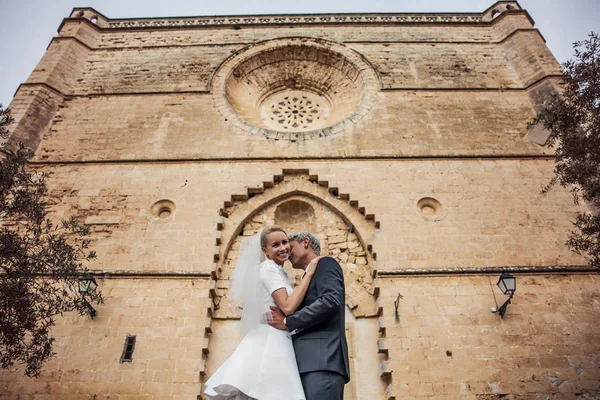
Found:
<box><xmin>289</xmin><ymin>231</ymin><xmax>321</xmax><ymax>256</ymax></box>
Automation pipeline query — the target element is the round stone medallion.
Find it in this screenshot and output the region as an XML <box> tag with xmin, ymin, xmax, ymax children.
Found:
<box><xmin>150</xmin><ymin>199</ymin><xmax>176</xmax><ymax>219</ymax></box>
<box><xmin>212</xmin><ymin>38</ymin><xmax>379</xmax><ymax>140</ymax></box>
<box><xmin>417</xmin><ymin>197</ymin><xmax>445</xmax><ymax>221</ymax></box>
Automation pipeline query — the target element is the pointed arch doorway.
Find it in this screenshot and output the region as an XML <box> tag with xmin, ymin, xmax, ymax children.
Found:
<box><xmin>203</xmin><ymin>171</ymin><xmax>387</xmax><ymax>400</ymax></box>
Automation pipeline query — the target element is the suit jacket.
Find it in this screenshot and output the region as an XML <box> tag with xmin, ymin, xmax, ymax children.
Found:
<box><xmin>285</xmin><ymin>256</ymin><xmax>350</xmax><ymax>382</ymax></box>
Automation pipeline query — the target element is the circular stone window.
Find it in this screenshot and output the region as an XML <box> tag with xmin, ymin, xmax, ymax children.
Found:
<box><xmin>417</xmin><ymin>197</ymin><xmax>444</xmax><ymax>221</ymax></box>
<box><xmin>261</xmin><ymin>90</ymin><xmax>331</xmax><ymax>132</ymax></box>
<box><xmin>151</xmin><ymin>200</ymin><xmax>176</xmax><ymax>219</ymax></box>
<box><xmin>212</xmin><ymin>38</ymin><xmax>379</xmax><ymax>140</ymax></box>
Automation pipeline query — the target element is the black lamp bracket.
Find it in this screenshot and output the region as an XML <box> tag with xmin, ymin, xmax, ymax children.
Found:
<box><xmin>495</xmin><ymin>292</ymin><xmax>514</xmax><ymax>319</ymax></box>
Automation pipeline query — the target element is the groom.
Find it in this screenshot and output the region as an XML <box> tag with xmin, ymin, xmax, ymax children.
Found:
<box><xmin>269</xmin><ymin>231</ymin><xmax>350</xmax><ymax>400</ymax></box>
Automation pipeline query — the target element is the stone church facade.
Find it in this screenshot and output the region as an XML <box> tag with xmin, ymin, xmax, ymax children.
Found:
<box><xmin>2</xmin><ymin>2</ymin><xmax>600</xmax><ymax>399</ymax></box>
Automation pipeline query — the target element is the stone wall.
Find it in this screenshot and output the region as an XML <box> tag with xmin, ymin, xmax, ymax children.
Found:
<box><xmin>376</xmin><ymin>274</ymin><xmax>600</xmax><ymax>399</ymax></box>
<box><xmin>10</xmin><ymin>6</ymin><xmax>560</xmax><ymax>159</ymax></box>
<box><xmin>33</xmin><ymin>90</ymin><xmax>547</xmax><ymax>161</ymax></box>
<box><xmin>37</xmin><ymin>160</ymin><xmax>586</xmax><ymax>276</ymax></box>
<box><xmin>67</xmin><ymin>38</ymin><xmax>539</xmax><ymax>95</ymax></box>
<box><xmin>1</xmin><ymin>2</ymin><xmax>596</xmax><ymax>400</ymax></box>
<box><xmin>0</xmin><ymin>278</ymin><xmax>213</xmax><ymax>400</ymax></box>
<box><xmin>2</xmin><ymin>273</ymin><xmax>598</xmax><ymax>400</ymax></box>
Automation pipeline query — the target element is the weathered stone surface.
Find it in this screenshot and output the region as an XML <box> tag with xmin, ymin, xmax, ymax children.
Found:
<box><xmin>0</xmin><ymin>279</ymin><xmax>212</xmax><ymax>399</ymax></box>
<box><xmin>30</xmin><ymin>90</ymin><xmax>550</xmax><ymax>161</ymax></box>
<box><xmin>377</xmin><ymin>275</ymin><xmax>600</xmax><ymax>399</ymax></box>
<box><xmin>329</xmin><ymin>235</ymin><xmax>347</xmax><ymax>244</ymax></box>
<box><xmin>1</xmin><ymin>3</ymin><xmax>594</xmax><ymax>400</ymax></box>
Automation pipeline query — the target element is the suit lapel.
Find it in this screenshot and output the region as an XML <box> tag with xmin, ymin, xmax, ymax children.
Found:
<box><xmin>299</xmin><ymin>273</ymin><xmax>317</xmax><ymax>310</ymax></box>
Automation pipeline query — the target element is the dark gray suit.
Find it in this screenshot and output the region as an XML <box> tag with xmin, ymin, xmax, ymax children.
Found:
<box><xmin>285</xmin><ymin>257</ymin><xmax>350</xmax><ymax>400</ymax></box>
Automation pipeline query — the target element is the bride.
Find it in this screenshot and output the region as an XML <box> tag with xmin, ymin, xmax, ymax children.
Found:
<box><xmin>204</xmin><ymin>225</ymin><xmax>321</xmax><ymax>400</ymax></box>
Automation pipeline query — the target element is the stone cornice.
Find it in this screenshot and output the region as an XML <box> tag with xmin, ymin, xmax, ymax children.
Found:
<box><xmin>0</xmin><ymin>270</ymin><xmax>213</xmax><ymax>279</ymax></box>
<box><xmin>63</xmin><ymin>2</ymin><xmax>531</xmax><ymax>32</ymax></box>
<box><xmin>377</xmin><ymin>265</ymin><xmax>598</xmax><ymax>276</ymax></box>
<box><xmin>8</xmin><ymin>265</ymin><xmax>594</xmax><ymax>279</ymax></box>
<box><xmin>105</xmin><ymin>13</ymin><xmax>489</xmax><ymax>29</ymax></box>
<box><xmin>28</xmin><ymin>154</ymin><xmax>556</xmax><ymax>166</ymax></box>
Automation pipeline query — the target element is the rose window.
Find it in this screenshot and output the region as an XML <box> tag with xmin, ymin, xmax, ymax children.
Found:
<box><xmin>212</xmin><ymin>38</ymin><xmax>378</xmax><ymax>140</ymax></box>
<box><xmin>261</xmin><ymin>91</ymin><xmax>331</xmax><ymax>132</ymax></box>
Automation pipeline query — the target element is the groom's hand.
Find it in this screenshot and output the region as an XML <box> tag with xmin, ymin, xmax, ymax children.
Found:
<box><xmin>268</xmin><ymin>306</ymin><xmax>287</xmax><ymax>330</ymax></box>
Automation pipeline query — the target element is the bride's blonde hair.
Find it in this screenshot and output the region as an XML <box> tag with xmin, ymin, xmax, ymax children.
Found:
<box><xmin>260</xmin><ymin>225</ymin><xmax>287</xmax><ymax>248</ymax></box>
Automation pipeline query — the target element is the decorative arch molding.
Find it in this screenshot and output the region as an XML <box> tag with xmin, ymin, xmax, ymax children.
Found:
<box><xmin>201</xmin><ymin>171</ymin><xmax>395</xmax><ymax>397</ymax></box>
<box><xmin>216</xmin><ymin>169</ymin><xmax>380</xmax><ymax>264</ymax></box>
<box><xmin>210</xmin><ymin>169</ymin><xmax>382</xmax><ymax>319</ymax></box>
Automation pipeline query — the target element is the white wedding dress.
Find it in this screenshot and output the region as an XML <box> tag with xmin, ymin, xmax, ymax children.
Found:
<box><xmin>204</xmin><ymin>259</ymin><xmax>306</xmax><ymax>400</ymax></box>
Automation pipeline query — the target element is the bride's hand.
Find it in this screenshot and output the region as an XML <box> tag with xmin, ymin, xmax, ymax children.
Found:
<box><xmin>306</xmin><ymin>256</ymin><xmax>324</xmax><ymax>277</ymax></box>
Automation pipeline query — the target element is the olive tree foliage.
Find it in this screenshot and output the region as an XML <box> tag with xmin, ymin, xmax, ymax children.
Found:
<box><xmin>0</xmin><ymin>105</ymin><xmax>102</xmax><ymax>377</ymax></box>
<box><xmin>531</xmin><ymin>32</ymin><xmax>600</xmax><ymax>268</ymax></box>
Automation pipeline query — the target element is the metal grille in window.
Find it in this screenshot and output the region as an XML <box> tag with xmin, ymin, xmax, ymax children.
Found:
<box><xmin>120</xmin><ymin>335</ymin><xmax>136</xmax><ymax>363</ymax></box>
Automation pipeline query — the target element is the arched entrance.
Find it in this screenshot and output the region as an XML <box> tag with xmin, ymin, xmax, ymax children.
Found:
<box><xmin>203</xmin><ymin>171</ymin><xmax>387</xmax><ymax>399</ymax></box>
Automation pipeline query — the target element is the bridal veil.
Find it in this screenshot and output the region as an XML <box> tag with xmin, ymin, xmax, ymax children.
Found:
<box><xmin>228</xmin><ymin>232</ymin><xmax>265</xmax><ymax>334</ymax></box>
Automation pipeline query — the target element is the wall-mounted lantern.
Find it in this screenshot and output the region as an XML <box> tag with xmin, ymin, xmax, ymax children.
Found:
<box><xmin>492</xmin><ymin>272</ymin><xmax>516</xmax><ymax>319</ymax></box>
<box><xmin>78</xmin><ymin>273</ymin><xmax>98</xmax><ymax>319</ymax></box>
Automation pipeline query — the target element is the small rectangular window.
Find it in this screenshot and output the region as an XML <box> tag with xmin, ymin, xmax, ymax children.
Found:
<box><xmin>120</xmin><ymin>334</ymin><xmax>136</xmax><ymax>363</ymax></box>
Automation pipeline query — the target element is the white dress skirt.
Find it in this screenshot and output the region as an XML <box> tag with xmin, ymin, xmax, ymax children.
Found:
<box><xmin>204</xmin><ymin>260</ymin><xmax>306</xmax><ymax>400</ymax></box>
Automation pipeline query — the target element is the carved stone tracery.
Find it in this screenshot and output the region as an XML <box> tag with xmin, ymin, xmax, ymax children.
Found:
<box><xmin>261</xmin><ymin>91</ymin><xmax>330</xmax><ymax>132</ymax></box>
